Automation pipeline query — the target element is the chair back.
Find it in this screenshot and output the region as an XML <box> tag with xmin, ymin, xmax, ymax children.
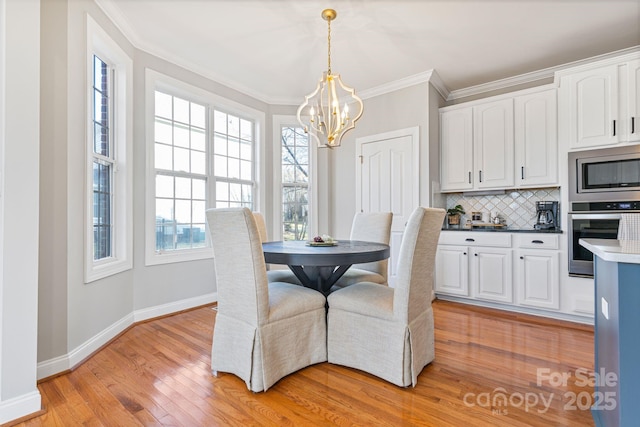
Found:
<box><xmin>206</xmin><ymin>207</ymin><xmax>269</xmax><ymax>326</ymax></box>
<box><xmin>393</xmin><ymin>207</ymin><xmax>445</xmax><ymax>321</ymax></box>
<box><xmin>349</xmin><ymin>212</ymin><xmax>392</xmax><ymax>275</ymax></box>
<box><xmin>252</xmin><ymin>212</ymin><xmax>268</xmax><ymax>242</ymax></box>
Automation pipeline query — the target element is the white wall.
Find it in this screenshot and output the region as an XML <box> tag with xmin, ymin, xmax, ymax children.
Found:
<box><xmin>0</xmin><ymin>0</ymin><xmax>42</xmax><ymax>423</ymax></box>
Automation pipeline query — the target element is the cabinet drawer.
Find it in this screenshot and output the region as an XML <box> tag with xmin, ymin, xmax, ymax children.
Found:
<box><xmin>514</xmin><ymin>234</ymin><xmax>559</xmax><ymax>249</ymax></box>
<box><xmin>439</xmin><ymin>231</ymin><xmax>511</xmax><ymax>248</ymax></box>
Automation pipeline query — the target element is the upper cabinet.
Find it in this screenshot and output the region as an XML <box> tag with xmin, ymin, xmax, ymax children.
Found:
<box><xmin>473</xmin><ymin>99</ymin><xmax>514</xmax><ymax>189</ymax></box>
<box><xmin>558</xmin><ymin>54</ymin><xmax>640</xmax><ymax>150</ymax></box>
<box><xmin>514</xmin><ymin>89</ymin><xmax>558</xmax><ymax>188</ymax></box>
<box><xmin>440</xmin><ymin>107</ymin><xmax>474</xmax><ymax>191</ymax></box>
<box><xmin>440</xmin><ymin>88</ymin><xmax>557</xmax><ymax>193</ymax></box>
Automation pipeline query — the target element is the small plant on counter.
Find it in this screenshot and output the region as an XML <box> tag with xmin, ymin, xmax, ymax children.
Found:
<box><xmin>446</xmin><ymin>205</ymin><xmax>465</xmax><ymax>226</ymax></box>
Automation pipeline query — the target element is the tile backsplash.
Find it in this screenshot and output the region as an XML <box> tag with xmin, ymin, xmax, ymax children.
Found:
<box><xmin>445</xmin><ymin>188</ymin><xmax>561</xmax><ymax>229</ymax></box>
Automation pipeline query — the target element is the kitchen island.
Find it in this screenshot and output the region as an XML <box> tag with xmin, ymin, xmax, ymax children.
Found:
<box><xmin>578</xmin><ymin>238</ymin><xmax>640</xmax><ymax>427</ymax></box>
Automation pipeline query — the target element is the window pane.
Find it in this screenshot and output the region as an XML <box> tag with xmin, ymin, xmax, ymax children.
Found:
<box><xmin>191</xmin><ymin>151</ymin><xmax>206</xmax><ymax>175</ymax></box>
<box><xmin>191</xmin><ymin>128</ymin><xmax>205</xmax><ymax>151</ymax></box>
<box><xmin>155</xmin><ymin>92</ymin><xmax>172</xmax><ymax>119</ymax></box>
<box><xmin>94</xmin><ymin>122</ymin><xmax>109</xmax><ymax>157</ymax></box>
<box><xmin>174</xmin><ymin>147</ymin><xmax>190</xmax><ymax>172</ymax></box>
<box><xmin>214</xmin><ymin>110</ymin><xmax>227</xmax><ymax>134</ymax></box>
<box><xmin>240</xmin><ymin>119</ymin><xmax>252</xmax><ymax>140</ymax></box>
<box><xmin>240</xmin><ymin>140</ymin><xmax>252</xmax><ymax>161</ymax></box>
<box><xmin>216</xmin><ymin>181</ymin><xmax>229</xmax><ymax>201</ymax></box>
<box><xmin>173</xmin><ymin>123</ymin><xmax>189</xmax><ymax>148</ymax></box>
<box><xmin>156</xmin><ymin>175</ymin><xmax>173</xmax><ymax>198</ymax></box>
<box><xmin>228</xmin><ymin>115</ymin><xmax>240</xmax><ymax>137</ymax></box>
<box><xmin>281</xmin><ymin>126</ymin><xmax>309</xmax><ymax>241</ymax></box>
<box><xmin>175</xmin><ymin>199</ymin><xmax>191</xmax><ymax>223</ymax></box>
<box><xmin>175</xmin><ymin>176</ymin><xmax>191</xmax><ymax>199</ymax></box>
<box><xmin>155</xmin><ymin>143</ymin><xmax>172</xmax><ymax>170</ymax></box>
<box><xmin>192</xmin><ymin>224</ymin><xmax>206</xmax><ymax>248</ymax></box>
<box><xmin>191</xmin><ymin>103</ymin><xmax>205</xmax><ymax>128</ymax></box>
<box><xmin>174</xmin><ymin>97</ymin><xmax>189</xmax><ymax>124</ymax></box>
<box><xmin>229</xmin><ymin>183</ymin><xmax>242</xmax><ymax>202</ymax></box>
<box><xmin>214</xmin><ymin>134</ymin><xmax>227</xmax><ymax>155</ymax></box>
<box><xmin>228</xmin><ymin>158</ymin><xmax>240</xmax><ymax>180</ymax></box>
<box><xmin>240</xmin><ymin>160</ymin><xmax>252</xmax><ymax>181</ymax></box>
<box><xmin>228</xmin><ymin>137</ymin><xmax>240</xmax><ymax>159</ymax></box>
<box><xmin>214</xmin><ymin>155</ymin><xmax>227</xmax><ymax>177</ymax></box>
<box><xmin>93</xmin><ymin>161</ymin><xmax>112</xmax><ymax>258</ymax></box>
<box><xmin>155</xmin><ymin>118</ymin><xmax>172</xmax><ymax>145</ymax></box>
<box><xmin>192</xmin><ymin>200</ymin><xmax>206</xmax><ymax>223</ymax></box>
<box><xmin>193</xmin><ymin>179</ymin><xmax>206</xmax><ymax>200</ymax></box>
<box><xmin>156</xmin><ymin>198</ymin><xmax>174</xmax><ymax>221</ymax></box>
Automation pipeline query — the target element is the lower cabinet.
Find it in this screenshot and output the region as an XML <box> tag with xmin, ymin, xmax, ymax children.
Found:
<box><xmin>436</xmin><ymin>231</ymin><xmax>560</xmax><ymax>315</ymax></box>
<box><xmin>514</xmin><ymin>249</ymin><xmax>560</xmax><ymax>310</ymax></box>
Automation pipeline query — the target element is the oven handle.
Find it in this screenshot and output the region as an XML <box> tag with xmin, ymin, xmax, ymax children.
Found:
<box><xmin>569</xmin><ymin>213</ymin><xmax>622</xmax><ymax>220</ymax></box>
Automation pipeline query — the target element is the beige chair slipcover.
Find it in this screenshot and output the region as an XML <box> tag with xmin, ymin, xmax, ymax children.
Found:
<box><xmin>332</xmin><ymin>211</ymin><xmax>393</xmax><ymax>289</ymax></box>
<box><xmin>207</xmin><ymin>207</ymin><xmax>327</xmax><ymax>392</ymax></box>
<box><xmin>327</xmin><ymin>207</ymin><xmax>445</xmax><ymax>387</ymax></box>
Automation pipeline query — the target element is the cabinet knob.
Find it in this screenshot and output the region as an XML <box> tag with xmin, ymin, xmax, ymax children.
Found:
<box><xmin>520</xmin><ymin>256</ymin><xmax>524</xmax><ymax>260</ymax></box>
<box><xmin>463</xmin><ymin>252</ymin><xmax>467</xmax><ymax>255</ymax></box>
<box><xmin>474</xmin><ymin>253</ymin><xmax>478</xmax><ymax>256</ymax></box>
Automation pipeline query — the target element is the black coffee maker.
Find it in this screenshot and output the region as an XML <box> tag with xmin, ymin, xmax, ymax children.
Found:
<box><xmin>534</xmin><ymin>201</ymin><xmax>559</xmax><ymax>230</ymax></box>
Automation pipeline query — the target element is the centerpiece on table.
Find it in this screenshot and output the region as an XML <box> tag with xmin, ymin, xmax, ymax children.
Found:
<box><xmin>308</xmin><ymin>234</ymin><xmax>337</xmax><ymax>246</ymax></box>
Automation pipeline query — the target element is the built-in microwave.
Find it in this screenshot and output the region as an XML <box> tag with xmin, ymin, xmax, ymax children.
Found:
<box><xmin>568</xmin><ymin>145</ymin><xmax>640</xmax><ymax>203</ymax></box>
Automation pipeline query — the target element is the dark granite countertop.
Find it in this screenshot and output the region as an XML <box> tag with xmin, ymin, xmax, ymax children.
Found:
<box><xmin>442</xmin><ymin>227</ymin><xmax>563</xmax><ymax>234</ymax></box>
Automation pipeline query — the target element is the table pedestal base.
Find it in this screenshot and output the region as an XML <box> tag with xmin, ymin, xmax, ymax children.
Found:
<box><xmin>289</xmin><ymin>264</ymin><xmax>352</xmax><ymax>295</ymax></box>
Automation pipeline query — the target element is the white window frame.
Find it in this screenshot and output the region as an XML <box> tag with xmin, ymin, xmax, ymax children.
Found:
<box><xmin>84</xmin><ymin>15</ymin><xmax>133</xmax><ymax>283</ymax></box>
<box><xmin>272</xmin><ymin>115</ymin><xmax>319</xmax><ymax>241</ymax></box>
<box><xmin>145</xmin><ymin>69</ymin><xmax>265</xmax><ymax>266</ymax></box>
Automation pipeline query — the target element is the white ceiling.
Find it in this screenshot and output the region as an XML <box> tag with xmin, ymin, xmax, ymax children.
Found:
<box><xmin>97</xmin><ymin>0</ymin><xmax>640</xmax><ymax>104</ymax></box>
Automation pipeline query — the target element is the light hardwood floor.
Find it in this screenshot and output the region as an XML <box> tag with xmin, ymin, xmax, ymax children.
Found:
<box><xmin>14</xmin><ymin>300</ymin><xmax>595</xmax><ymax>426</ymax></box>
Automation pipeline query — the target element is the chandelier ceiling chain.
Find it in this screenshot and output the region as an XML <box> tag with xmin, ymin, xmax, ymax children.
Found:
<box><xmin>296</xmin><ymin>8</ymin><xmax>364</xmax><ymax>148</ymax></box>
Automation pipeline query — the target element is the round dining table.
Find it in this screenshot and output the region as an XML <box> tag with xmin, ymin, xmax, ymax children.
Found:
<box><xmin>262</xmin><ymin>240</ymin><xmax>390</xmax><ymax>295</ymax></box>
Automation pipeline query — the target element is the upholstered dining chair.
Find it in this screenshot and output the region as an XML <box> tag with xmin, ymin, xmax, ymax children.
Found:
<box><xmin>251</xmin><ymin>211</ymin><xmax>303</xmax><ymax>285</ymax></box>
<box><xmin>207</xmin><ymin>207</ymin><xmax>327</xmax><ymax>392</ymax></box>
<box><xmin>326</xmin><ymin>207</ymin><xmax>445</xmax><ymax>387</ymax></box>
<box><xmin>332</xmin><ymin>211</ymin><xmax>393</xmax><ymax>289</ymax></box>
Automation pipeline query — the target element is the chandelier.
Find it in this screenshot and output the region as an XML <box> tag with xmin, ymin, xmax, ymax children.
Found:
<box><xmin>297</xmin><ymin>9</ymin><xmax>364</xmax><ymax>148</ymax></box>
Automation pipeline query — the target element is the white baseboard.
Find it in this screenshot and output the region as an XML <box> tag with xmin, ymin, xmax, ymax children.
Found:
<box><xmin>0</xmin><ymin>390</ymin><xmax>42</xmax><ymax>424</ymax></box>
<box><xmin>37</xmin><ymin>292</ymin><xmax>218</xmax><ymax>380</ymax></box>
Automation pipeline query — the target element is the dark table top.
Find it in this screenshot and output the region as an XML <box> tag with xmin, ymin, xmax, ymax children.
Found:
<box><xmin>262</xmin><ymin>240</ymin><xmax>390</xmax><ymax>266</ymax></box>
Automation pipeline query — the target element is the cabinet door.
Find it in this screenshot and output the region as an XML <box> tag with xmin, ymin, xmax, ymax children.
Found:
<box><xmin>514</xmin><ymin>90</ymin><xmax>558</xmax><ymax>187</ymax></box>
<box><xmin>440</xmin><ymin>108</ymin><xmax>473</xmax><ymax>191</ymax></box>
<box><xmin>566</xmin><ymin>64</ymin><xmax>619</xmax><ymax>148</ymax></box>
<box><xmin>435</xmin><ymin>245</ymin><xmax>469</xmax><ymax>296</ymax></box>
<box><xmin>628</xmin><ymin>59</ymin><xmax>640</xmax><ymax>143</ymax></box>
<box><xmin>473</xmin><ymin>99</ymin><xmax>514</xmax><ymax>189</ymax></box>
<box><xmin>515</xmin><ymin>250</ymin><xmax>559</xmax><ymax>310</ymax></box>
<box><xmin>471</xmin><ymin>247</ymin><xmax>512</xmax><ymax>303</ymax></box>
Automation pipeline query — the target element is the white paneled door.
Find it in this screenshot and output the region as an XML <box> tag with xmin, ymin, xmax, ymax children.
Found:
<box><xmin>356</xmin><ymin>127</ymin><xmax>419</xmax><ymax>287</ymax></box>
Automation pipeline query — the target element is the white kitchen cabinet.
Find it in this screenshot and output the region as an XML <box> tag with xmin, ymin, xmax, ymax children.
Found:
<box><xmin>629</xmin><ymin>59</ymin><xmax>640</xmax><ymax>143</ymax></box>
<box><xmin>471</xmin><ymin>247</ymin><xmax>513</xmax><ymax>303</ymax></box>
<box><xmin>513</xmin><ymin>234</ymin><xmax>560</xmax><ymax>310</ymax></box>
<box><xmin>473</xmin><ymin>99</ymin><xmax>514</xmax><ymax>189</ymax></box>
<box><xmin>514</xmin><ymin>89</ymin><xmax>558</xmax><ymax>187</ymax></box>
<box><xmin>435</xmin><ymin>245</ymin><xmax>469</xmax><ymax>296</ymax></box>
<box><xmin>436</xmin><ymin>232</ymin><xmax>512</xmax><ymax>301</ymax></box>
<box><xmin>558</xmin><ymin>54</ymin><xmax>640</xmax><ymax>149</ymax></box>
<box><xmin>440</xmin><ymin>108</ymin><xmax>473</xmax><ymax>191</ymax></box>
<box><xmin>515</xmin><ymin>249</ymin><xmax>560</xmax><ymax>310</ymax></box>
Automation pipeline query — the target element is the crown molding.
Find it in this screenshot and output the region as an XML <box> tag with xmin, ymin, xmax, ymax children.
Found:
<box><xmin>357</xmin><ymin>69</ymin><xmax>450</xmax><ymax>101</ymax></box>
<box><xmin>448</xmin><ymin>45</ymin><xmax>640</xmax><ymax>101</ymax></box>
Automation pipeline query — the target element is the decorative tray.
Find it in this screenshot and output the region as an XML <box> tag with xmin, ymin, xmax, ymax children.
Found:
<box><xmin>306</xmin><ymin>241</ymin><xmax>338</xmax><ymax>247</ymax></box>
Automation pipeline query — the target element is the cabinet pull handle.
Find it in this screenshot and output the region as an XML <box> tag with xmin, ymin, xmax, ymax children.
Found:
<box><xmin>632</xmin><ymin>117</ymin><xmax>636</xmax><ymax>134</ymax></box>
<box><xmin>479</xmin><ymin>170</ymin><xmax>483</xmax><ymax>183</ymax></box>
<box><xmin>531</xmin><ymin>240</ymin><xmax>544</xmax><ymax>244</ymax></box>
<box><xmin>613</xmin><ymin>119</ymin><xmax>616</xmax><ymax>136</ymax></box>
<box><xmin>465</xmin><ymin>238</ymin><xmax>475</xmax><ymax>242</ymax></box>
<box><xmin>521</xmin><ymin>166</ymin><xmax>524</xmax><ymax>180</ymax></box>
<box><xmin>468</xmin><ymin>171</ymin><xmax>472</xmax><ymax>184</ymax></box>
